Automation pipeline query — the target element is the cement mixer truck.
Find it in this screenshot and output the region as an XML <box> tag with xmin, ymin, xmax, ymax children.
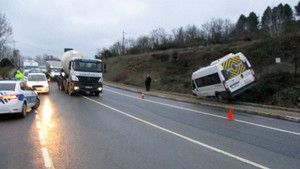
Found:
<box><xmin>57</xmin><ymin>50</ymin><xmax>103</xmax><ymax>96</ymax></box>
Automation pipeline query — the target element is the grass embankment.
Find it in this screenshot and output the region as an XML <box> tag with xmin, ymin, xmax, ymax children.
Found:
<box><xmin>104</xmin><ymin>35</ymin><xmax>300</xmax><ymax>108</ymax></box>
<box><xmin>0</xmin><ymin>66</ymin><xmax>14</xmax><ymax>77</ymax></box>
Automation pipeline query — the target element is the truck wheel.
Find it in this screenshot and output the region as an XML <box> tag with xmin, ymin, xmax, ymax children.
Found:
<box><xmin>94</xmin><ymin>92</ymin><xmax>99</xmax><ymax>96</ymax></box>
<box><xmin>59</xmin><ymin>84</ymin><xmax>63</xmax><ymax>91</ymax></box>
<box><xmin>65</xmin><ymin>84</ymin><xmax>69</xmax><ymax>94</ymax></box>
<box><xmin>216</xmin><ymin>93</ymin><xmax>229</xmax><ymax>103</ymax></box>
<box><xmin>68</xmin><ymin>86</ymin><xmax>73</xmax><ymax>96</ymax></box>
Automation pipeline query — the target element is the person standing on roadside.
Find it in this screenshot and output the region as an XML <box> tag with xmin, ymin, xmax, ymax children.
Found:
<box><xmin>145</xmin><ymin>74</ymin><xmax>151</xmax><ymax>91</ymax></box>
<box><xmin>15</xmin><ymin>70</ymin><xmax>24</xmax><ymax>81</ymax></box>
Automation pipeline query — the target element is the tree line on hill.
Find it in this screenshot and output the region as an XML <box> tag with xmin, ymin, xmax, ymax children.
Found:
<box><xmin>96</xmin><ymin>1</ymin><xmax>300</xmax><ymax>60</ymax></box>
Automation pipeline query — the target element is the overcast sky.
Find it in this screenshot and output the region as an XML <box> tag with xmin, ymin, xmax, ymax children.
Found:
<box><xmin>0</xmin><ymin>0</ymin><xmax>298</xmax><ymax>59</ymax></box>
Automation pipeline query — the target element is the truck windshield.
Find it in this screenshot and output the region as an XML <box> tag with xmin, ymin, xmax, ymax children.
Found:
<box><xmin>51</xmin><ymin>68</ymin><xmax>61</xmax><ymax>72</ymax></box>
<box><xmin>73</xmin><ymin>61</ymin><xmax>102</xmax><ymax>72</ymax></box>
<box><xmin>24</xmin><ymin>66</ymin><xmax>39</xmax><ymax>70</ymax></box>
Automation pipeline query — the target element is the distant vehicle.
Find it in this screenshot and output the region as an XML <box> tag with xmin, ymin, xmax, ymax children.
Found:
<box><xmin>57</xmin><ymin>50</ymin><xmax>103</xmax><ymax>96</ymax></box>
<box><xmin>0</xmin><ymin>80</ymin><xmax>40</xmax><ymax>118</ymax></box>
<box><xmin>23</xmin><ymin>70</ymin><xmax>30</xmax><ymax>81</ymax></box>
<box><xmin>45</xmin><ymin>60</ymin><xmax>62</xmax><ymax>81</ymax></box>
<box><xmin>23</xmin><ymin>59</ymin><xmax>39</xmax><ymax>71</ymax></box>
<box><xmin>28</xmin><ymin>68</ymin><xmax>41</xmax><ymax>73</ymax></box>
<box><xmin>39</xmin><ymin>65</ymin><xmax>47</xmax><ymax>73</ymax></box>
<box><xmin>191</xmin><ymin>52</ymin><xmax>257</xmax><ymax>103</ymax></box>
<box><xmin>23</xmin><ymin>68</ymin><xmax>44</xmax><ymax>81</ymax></box>
<box><xmin>26</xmin><ymin>73</ymin><xmax>50</xmax><ymax>94</ymax></box>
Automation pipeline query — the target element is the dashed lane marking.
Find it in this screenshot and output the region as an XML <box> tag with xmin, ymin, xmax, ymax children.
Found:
<box><xmin>42</xmin><ymin>148</ymin><xmax>52</xmax><ymax>168</ymax></box>
<box><xmin>83</xmin><ymin>96</ymin><xmax>269</xmax><ymax>169</ymax></box>
<box><xmin>39</xmin><ymin>130</ymin><xmax>46</xmax><ymax>146</ymax></box>
<box><xmin>37</xmin><ymin>121</ymin><xmax>42</xmax><ymax>130</ymax></box>
<box><xmin>36</xmin><ymin>113</ymin><xmax>54</xmax><ymax>168</ymax></box>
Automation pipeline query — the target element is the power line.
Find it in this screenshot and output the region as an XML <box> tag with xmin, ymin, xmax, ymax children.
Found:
<box><xmin>16</xmin><ymin>41</ymin><xmax>61</xmax><ymax>54</ymax></box>
<box><xmin>125</xmin><ymin>32</ymin><xmax>145</xmax><ymax>36</ymax></box>
<box><xmin>6</xmin><ymin>40</ymin><xmax>17</xmax><ymax>50</ymax></box>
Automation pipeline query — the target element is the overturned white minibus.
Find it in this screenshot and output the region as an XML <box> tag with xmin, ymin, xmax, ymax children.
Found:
<box><xmin>191</xmin><ymin>52</ymin><xmax>256</xmax><ymax>103</ymax></box>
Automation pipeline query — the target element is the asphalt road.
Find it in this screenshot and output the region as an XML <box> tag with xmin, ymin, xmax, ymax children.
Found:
<box><xmin>0</xmin><ymin>82</ymin><xmax>299</xmax><ymax>169</ymax></box>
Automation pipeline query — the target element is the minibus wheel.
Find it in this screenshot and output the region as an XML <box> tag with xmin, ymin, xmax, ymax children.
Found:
<box><xmin>216</xmin><ymin>93</ymin><xmax>229</xmax><ymax>103</ymax></box>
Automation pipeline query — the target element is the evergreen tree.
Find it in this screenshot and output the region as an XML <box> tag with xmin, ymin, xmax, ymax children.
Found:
<box><xmin>283</xmin><ymin>4</ymin><xmax>294</xmax><ymax>21</ymax></box>
<box><xmin>261</xmin><ymin>4</ymin><xmax>294</xmax><ymax>37</ymax></box>
<box><xmin>295</xmin><ymin>1</ymin><xmax>300</xmax><ymax>18</ymax></box>
<box><xmin>246</xmin><ymin>12</ymin><xmax>259</xmax><ymax>32</ymax></box>
<box><xmin>234</xmin><ymin>14</ymin><xmax>247</xmax><ymax>34</ymax></box>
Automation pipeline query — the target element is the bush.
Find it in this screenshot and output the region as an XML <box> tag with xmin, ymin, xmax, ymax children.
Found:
<box><xmin>127</xmin><ymin>47</ymin><xmax>141</xmax><ymax>55</ymax></box>
<box><xmin>151</xmin><ymin>53</ymin><xmax>170</xmax><ymax>62</ymax></box>
<box><xmin>0</xmin><ymin>66</ymin><xmax>12</xmax><ymax>77</ymax></box>
<box><xmin>111</xmin><ymin>70</ymin><xmax>128</xmax><ymax>82</ymax></box>
<box><xmin>0</xmin><ymin>58</ymin><xmax>13</xmax><ymax>67</ymax></box>
<box><xmin>241</xmin><ymin>70</ymin><xmax>298</xmax><ymax>106</ymax></box>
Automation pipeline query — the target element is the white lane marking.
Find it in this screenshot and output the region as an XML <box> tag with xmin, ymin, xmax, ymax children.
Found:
<box><xmin>83</xmin><ymin>96</ymin><xmax>269</xmax><ymax>169</ymax></box>
<box><xmin>39</xmin><ymin>130</ymin><xmax>47</xmax><ymax>146</ymax></box>
<box><xmin>42</xmin><ymin>148</ymin><xmax>52</xmax><ymax>168</ymax></box>
<box><xmin>36</xmin><ymin>111</ymin><xmax>54</xmax><ymax>168</ymax></box>
<box><xmin>105</xmin><ymin>88</ymin><xmax>300</xmax><ymax>136</ymax></box>
<box><xmin>37</xmin><ymin>121</ymin><xmax>42</xmax><ymax>130</ymax></box>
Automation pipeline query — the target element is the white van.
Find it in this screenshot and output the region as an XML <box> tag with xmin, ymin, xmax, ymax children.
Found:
<box><xmin>191</xmin><ymin>52</ymin><xmax>256</xmax><ymax>102</ymax></box>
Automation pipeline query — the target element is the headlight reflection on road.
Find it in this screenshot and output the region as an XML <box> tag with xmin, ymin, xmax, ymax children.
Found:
<box><xmin>41</xmin><ymin>98</ymin><xmax>55</xmax><ymax>137</ymax></box>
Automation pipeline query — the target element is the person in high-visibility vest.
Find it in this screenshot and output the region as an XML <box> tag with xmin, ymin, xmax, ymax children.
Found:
<box><xmin>15</xmin><ymin>70</ymin><xmax>24</xmax><ymax>81</ymax></box>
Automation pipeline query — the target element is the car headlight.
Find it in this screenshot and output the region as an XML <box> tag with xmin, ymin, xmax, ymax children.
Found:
<box><xmin>43</xmin><ymin>83</ymin><xmax>49</xmax><ymax>87</ymax></box>
<box><xmin>26</xmin><ymin>83</ymin><xmax>33</xmax><ymax>88</ymax></box>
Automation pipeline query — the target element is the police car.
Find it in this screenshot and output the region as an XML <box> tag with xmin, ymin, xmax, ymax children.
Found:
<box><xmin>0</xmin><ymin>80</ymin><xmax>40</xmax><ymax>118</ymax></box>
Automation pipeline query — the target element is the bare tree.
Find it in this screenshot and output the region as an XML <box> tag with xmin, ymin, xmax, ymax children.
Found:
<box><xmin>0</xmin><ymin>45</ymin><xmax>12</xmax><ymax>60</ymax></box>
<box><xmin>149</xmin><ymin>27</ymin><xmax>168</xmax><ymax>48</ymax></box>
<box><xmin>136</xmin><ymin>36</ymin><xmax>150</xmax><ymax>50</ymax></box>
<box><xmin>201</xmin><ymin>18</ymin><xmax>233</xmax><ymax>42</ymax></box>
<box><xmin>223</xmin><ymin>19</ymin><xmax>235</xmax><ymax>38</ymax></box>
<box><xmin>0</xmin><ymin>13</ymin><xmax>13</xmax><ymax>59</ymax></box>
<box><xmin>110</xmin><ymin>41</ymin><xmax>123</xmax><ymax>56</ymax></box>
<box><xmin>185</xmin><ymin>25</ymin><xmax>199</xmax><ymax>43</ymax></box>
<box><xmin>172</xmin><ymin>27</ymin><xmax>185</xmax><ymax>44</ymax></box>
<box><xmin>201</xmin><ymin>22</ymin><xmax>211</xmax><ymax>40</ymax></box>
<box><xmin>126</xmin><ymin>38</ymin><xmax>136</xmax><ymax>50</ymax></box>
<box><xmin>211</xmin><ymin>18</ymin><xmax>224</xmax><ymax>41</ymax></box>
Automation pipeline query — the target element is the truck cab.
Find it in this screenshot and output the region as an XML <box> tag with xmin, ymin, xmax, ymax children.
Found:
<box><xmin>59</xmin><ymin>58</ymin><xmax>103</xmax><ymax>96</ymax></box>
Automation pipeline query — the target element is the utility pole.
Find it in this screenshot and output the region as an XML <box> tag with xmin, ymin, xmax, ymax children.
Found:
<box><xmin>8</xmin><ymin>40</ymin><xmax>19</xmax><ymax>67</ymax></box>
<box><xmin>11</xmin><ymin>40</ymin><xmax>16</xmax><ymax>50</ymax></box>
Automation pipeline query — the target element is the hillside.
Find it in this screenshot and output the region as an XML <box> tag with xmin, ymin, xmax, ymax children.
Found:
<box><xmin>104</xmin><ymin>34</ymin><xmax>300</xmax><ymax>108</ymax></box>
